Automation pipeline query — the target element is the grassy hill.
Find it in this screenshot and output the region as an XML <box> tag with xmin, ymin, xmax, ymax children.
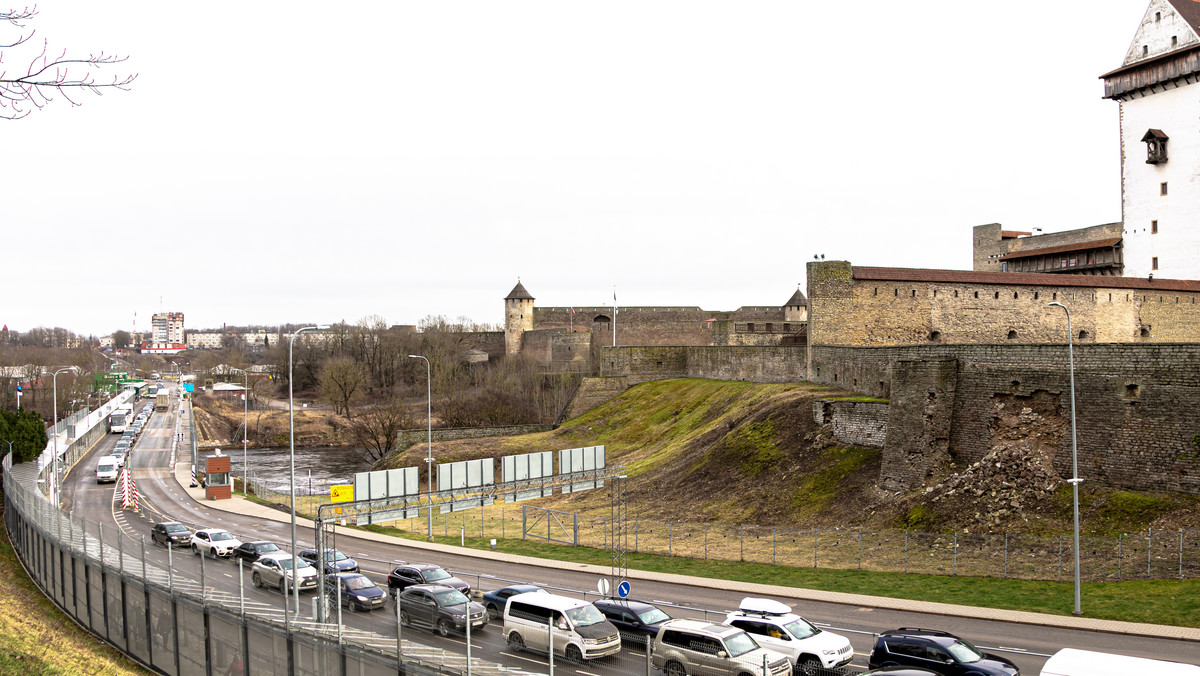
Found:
<box><xmin>384</xmin><ymin>378</ymin><xmax>1200</xmax><ymax>536</ymax></box>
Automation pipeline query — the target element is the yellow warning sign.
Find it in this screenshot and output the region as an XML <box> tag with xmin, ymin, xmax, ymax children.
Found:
<box><xmin>330</xmin><ymin>485</ymin><xmax>354</xmax><ymax>503</ymax></box>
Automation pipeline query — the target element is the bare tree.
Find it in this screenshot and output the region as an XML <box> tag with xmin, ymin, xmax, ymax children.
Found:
<box><xmin>318</xmin><ymin>355</ymin><xmax>367</xmax><ymax>417</ymax></box>
<box><xmin>349</xmin><ymin>393</ymin><xmax>413</xmax><ymax>464</ymax></box>
<box><xmin>1</xmin><ymin>7</ymin><xmax>136</xmax><ymax>119</ymax></box>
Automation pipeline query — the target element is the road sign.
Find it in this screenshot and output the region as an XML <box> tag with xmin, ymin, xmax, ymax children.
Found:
<box><xmin>330</xmin><ymin>484</ymin><xmax>354</xmax><ymax>503</ymax></box>
<box><xmin>598</xmin><ymin>578</ymin><xmax>610</xmax><ymax>596</ymax></box>
<box><xmin>617</xmin><ymin>581</ymin><xmax>630</xmax><ymax>598</ymax></box>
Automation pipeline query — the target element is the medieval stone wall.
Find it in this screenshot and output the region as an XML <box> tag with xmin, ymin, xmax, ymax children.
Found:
<box><xmin>813</xmin><ymin>399</ymin><xmax>889</xmax><ymax>449</ymax></box>
<box><xmin>599</xmin><ymin>345</ymin><xmax>807</xmax><ymax>384</ymax></box>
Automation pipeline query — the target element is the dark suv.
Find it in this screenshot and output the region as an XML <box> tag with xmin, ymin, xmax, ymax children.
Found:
<box><xmin>868</xmin><ymin>628</ymin><xmax>1019</xmax><ymax>676</ymax></box>
<box><xmin>388</xmin><ymin>563</ymin><xmax>470</xmax><ymax>597</ymax></box>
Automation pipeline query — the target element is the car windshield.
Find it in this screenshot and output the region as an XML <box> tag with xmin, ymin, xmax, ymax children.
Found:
<box><xmin>98</xmin><ymin>464</ymin><xmax>115</xmax><ymax>472</ymax></box>
<box><xmin>322</xmin><ymin>550</ymin><xmax>348</xmax><ymax>562</ymax></box>
<box><xmin>946</xmin><ymin>639</ymin><xmax>984</xmax><ymax>663</ymax></box>
<box><xmin>783</xmin><ymin>617</ymin><xmax>820</xmax><ymax>639</ymax></box>
<box><xmin>565</xmin><ymin>604</ymin><xmax>606</xmax><ymax>628</ymax></box>
<box><xmin>210</xmin><ymin>532</ymin><xmax>235</xmax><ymax>541</ymax></box>
<box><xmin>275</xmin><ymin>558</ymin><xmax>303</xmax><ymax>571</ymax></box>
<box><xmin>723</xmin><ymin>631</ymin><xmax>760</xmax><ymax>658</ymax></box>
<box><xmin>637</xmin><ymin>607</ymin><xmax>671</xmax><ymax>624</ymax></box>
<box><xmin>344</xmin><ymin>576</ymin><xmax>375</xmax><ymax>591</ymax></box>
<box><xmin>434</xmin><ymin>590</ymin><xmax>470</xmax><ymax>606</ymax></box>
<box><xmin>423</xmin><ymin>568</ymin><xmax>451</xmax><ymax>582</ymax></box>
<box><xmin>165</xmin><ymin>524</ymin><xmax>187</xmax><ymax>533</ymax></box>
<box><xmin>256</xmin><ymin>543</ymin><xmax>280</xmax><ymax>552</ymax></box>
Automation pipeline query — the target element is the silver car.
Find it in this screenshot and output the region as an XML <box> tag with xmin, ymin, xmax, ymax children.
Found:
<box><xmin>251</xmin><ymin>553</ymin><xmax>319</xmax><ymax>593</ymax></box>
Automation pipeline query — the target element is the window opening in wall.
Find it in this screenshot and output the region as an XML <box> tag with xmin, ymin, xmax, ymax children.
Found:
<box><xmin>1143</xmin><ymin>44</ymin><xmax>1149</xmax><ymax>55</ymax></box>
<box><xmin>1053</xmin><ymin>293</ymin><xmax>1057</xmax><ymax>300</ymax></box>
<box><xmin>784</xmin><ymin>323</ymin><xmax>791</xmax><ymax>332</ymax></box>
<box><xmin>894</xmin><ymin>289</ymin><xmax>898</xmax><ymax>297</ymax></box>
<box><xmin>1007</xmin><ymin>330</ymin><xmax>1018</xmax><ymax>340</ymax></box>
<box><xmin>1153</xmin><ymin>257</ymin><xmax>1159</xmax><ymax>270</ymax></box>
<box><xmin>1011</xmin><ymin>380</ymin><xmax>1020</xmax><ymax>388</ymax></box>
<box><xmin>1013</xmin><ymin>292</ymin><xmax>1019</xmax><ymax>299</ymax></box>
<box><xmin>766</xmin><ymin>323</ymin><xmax>773</xmax><ymax>332</ymax></box>
<box><xmin>1161</xmin><ymin>182</ymin><xmax>1168</xmax><ymax>195</ymax></box>
<box><xmin>1034</xmin><ymin>292</ymin><xmax>1039</xmax><ymax>300</ymax></box>
<box><xmin>747</xmin><ymin>322</ymin><xmax>755</xmax><ymax>332</ymax></box>
<box><xmin>833</xmin><ymin>374</ymin><xmax>838</xmax><ymax>382</ymax></box>
<box><xmin>874</xmin><ymin>288</ymin><xmax>878</xmax><ymax>296</ymax></box>
<box><xmin>656</xmin><ymin>361</ymin><xmax>662</xmax><ymax>368</ymax></box>
<box><xmin>1152</xmin><ymin>220</ymin><xmax>1158</xmax><ymax>234</ymax></box>
<box><xmin>954</xmin><ymin>290</ymin><xmax>958</xmax><ymax>298</ymax></box>
<box><xmin>1156</xmin><ymin>11</ymin><xmax>1161</xmax><ymax>20</ymax></box>
<box><xmin>933</xmin><ymin>289</ymin><xmax>937</xmax><ymax>298</ymax></box>
<box><xmin>1172</xmin><ymin>35</ymin><xmax>1178</xmax><ymax>46</ymax></box>
<box><xmin>974</xmin><ymin>291</ymin><xmax>978</xmax><ymax>298</ymax></box>
<box><xmin>1126</xmin><ymin>384</ymin><xmax>1140</xmax><ymax>398</ymax></box>
<box><xmin>1140</xmin><ymin>326</ymin><xmax>1151</xmax><ymax>338</ymax></box>
<box><xmin>994</xmin><ymin>291</ymin><xmax>1000</xmax><ymax>299</ymax></box>
<box><xmin>1079</xmin><ymin>330</ymin><xmax>1089</xmax><ymax>340</ymax></box>
<box><xmin>1109</xmin><ymin>293</ymin><xmax>1112</xmax><ymax>301</ymax></box>
<box><xmin>929</xmin><ymin>330</ymin><xmax>941</xmax><ymax>341</ymax></box>
<box><xmin>912</xmin><ymin>289</ymin><xmax>916</xmax><ymax>297</ymax></box>
<box><xmin>853</xmin><ymin>378</ymin><xmax>858</xmax><ymax>387</ymax></box>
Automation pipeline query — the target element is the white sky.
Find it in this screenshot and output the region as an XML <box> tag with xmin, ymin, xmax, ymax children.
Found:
<box><xmin>3</xmin><ymin>1</ymin><xmax>1148</xmax><ymax>337</ymax></box>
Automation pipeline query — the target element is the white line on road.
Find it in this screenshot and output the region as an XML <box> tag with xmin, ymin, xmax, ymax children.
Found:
<box><xmin>500</xmin><ymin>652</ymin><xmax>547</xmax><ymax>665</ymax></box>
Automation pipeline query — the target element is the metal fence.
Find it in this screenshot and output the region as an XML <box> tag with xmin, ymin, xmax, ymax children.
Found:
<box><xmin>3</xmin><ymin>422</ymin><xmax>538</xmax><ymax>675</ymax></box>
<box><xmin>368</xmin><ymin>506</ymin><xmax>1200</xmax><ymax>583</ymax></box>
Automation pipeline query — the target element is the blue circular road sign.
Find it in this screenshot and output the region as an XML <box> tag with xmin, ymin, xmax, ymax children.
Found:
<box><xmin>617</xmin><ymin>581</ymin><xmax>631</xmax><ymax>598</ymax></box>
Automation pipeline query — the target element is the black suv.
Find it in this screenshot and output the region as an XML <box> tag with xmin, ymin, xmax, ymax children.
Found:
<box><xmin>868</xmin><ymin>628</ymin><xmax>1019</xmax><ymax>676</ymax></box>
<box><xmin>387</xmin><ymin>563</ymin><xmax>470</xmax><ymax>597</ymax></box>
<box><xmin>151</xmin><ymin>522</ymin><xmax>192</xmax><ymax>547</ymax></box>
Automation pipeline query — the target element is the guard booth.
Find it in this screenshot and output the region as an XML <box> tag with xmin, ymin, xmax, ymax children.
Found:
<box><xmin>204</xmin><ymin>451</ymin><xmax>232</xmax><ymax>500</ymax></box>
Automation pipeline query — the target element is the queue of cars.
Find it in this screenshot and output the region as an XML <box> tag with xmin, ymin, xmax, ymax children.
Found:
<box><xmin>143</xmin><ymin>515</ymin><xmax>1025</xmax><ymax>675</ymax></box>
<box><xmin>95</xmin><ymin>405</ymin><xmax>153</xmax><ymax>482</ymax></box>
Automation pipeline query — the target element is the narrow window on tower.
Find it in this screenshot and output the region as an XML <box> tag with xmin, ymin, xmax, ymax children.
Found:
<box><xmin>1153</xmin><ymin>257</ymin><xmax>1159</xmax><ymax>270</ymax></box>
<box><xmin>1143</xmin><ymin>45</ymin><xmax>1149</xmax><ymax>55</ymax></box>
<box><xmin>1172</xmin><ymin>36</ymin><xmax>1178</xmax><ymax>46</ymax></box>
<box><xmin>1161</xmin><ymin>182</ymin><xmax>1169</xmax><ymax>195</ymax></box>
<box><xmin>1152</xmin><ymin>220</ymin><xmax>1158</xmax><ymax>234</ymax></box>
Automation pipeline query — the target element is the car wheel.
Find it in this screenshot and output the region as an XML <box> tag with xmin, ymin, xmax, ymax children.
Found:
<box><xmin>507</xmin><ymin>632</ymin><xmax>524</xmax><ymax>652</ymax></box>
<box><xmin>193</xmin><ymin>546</ymin><xmax>200</xmax><ymax>556</ymax></box>
<box><xmin>665</xmin><ymin>660</ymin><xmax>686</xmax><ymax>676</ymax></box>
<box><xmin>486</xmin><ymin>603</ymin><xmax>500</xmax><ymax>620</ymax></box>
<box><xmin>437</xmin><ymin>619</ymin><xmax>453</xmax><ymax>637</ymax></box>
<box><xmin>400</xmin><ymin>610</ymin><xmax>411</xmax><ymax>627</ymax></box>
<box><xmin>565</xmin><ymin>644</ymin><xmax>583</xmax><ymax>663</ymax></box>
<box><xmin>252</xmin><ymin>573</ymin><xmax>263</xmax><ymax>588</ymax></box>
<box><xmin>798</xmin><ymin>656</ymin><xmax>821</xmax><ymax>676</ymax></box>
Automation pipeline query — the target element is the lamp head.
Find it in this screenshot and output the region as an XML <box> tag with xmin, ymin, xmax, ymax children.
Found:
<box><xmin>1048</xmin><ymin>302</ymin><xmax>1065</xmax><ymax>309</ymax></box>
<box><xmin>407</xmin><ymin>354</ymin><xmax>421</xmax><ymax>359</ymax></box>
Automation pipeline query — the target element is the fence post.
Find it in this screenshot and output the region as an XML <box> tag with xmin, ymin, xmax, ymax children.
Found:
<box><xmin>521</xmin><ymin>505</ymin><xmax>526</xmax><ymax>542</ymax></box>
<box><xmin>857</xmin><ymin>529</ymin><xmax>862</xmax><ymax>571</ymax></box>
<box><xmin>704</xmin><ymin>524</ymin><xmax>708</xmax><ymax>561</ymax></box>
<box><xmin>669</xmin><ymin>522</ymin><xmax>673</xmax><ymax>557</ymax></box>
<box><xmin>1058</xmin><ymin>535</ymin><xmax>1063</xmax><ymax>583</ymax></box>
<box><xmin>773</xmin><ymin>528</ymin><xmax>777</xmax><ymax>566</ymax></box>
<box><xmin>813</xmin><ymin>528</ymin><xmax>817</xmax><ymax>569</ymax></box>
<box><xmin>1003</xmin><ymin>533</ymin><xmax>1008</xmax><ymax>579</ymax></box>
<box><xmin>635</xmin><ymin>519</ymin><xmax>639</xmax><ymax>553</ymax></box>
<box><xmin>573</xmin><ymin>513</ymin><xmax>578</xmax><ymax>547</ymax></box>
<box><xmin>1148</xmin><ymin>528</ymin><xmax>1153</xmax><ymax>578</ymax></box>
<box><xmin>1179</xmin><ymin>529</ymin><xmax>1184</xmax><ymax>581</ymax></box>
<box><xmin>740</xmin><ymin>524</ymin><xmax>744</xmax><ymax>563</ymax></box>
<box><xmin>904</xmin><ymin>530</ymin><xmax>908</xmax><ymax>574</ymax></box>
<box><xmin>1118</xmin><ymin>533</ymin><xmax>1122</xmax><ymax>580</ymax></box>
<box><xmin>953</xmin><ymin>531</ymin><xmax>958</xmax><ymax>576</ymax></box>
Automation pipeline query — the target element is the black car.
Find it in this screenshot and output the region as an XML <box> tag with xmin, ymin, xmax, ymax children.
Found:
<box><xmin>593</xmin><ymin>598</ymin><xmax>672</xmax><ymax>645</ymax></box>
<box><xmin>388</xmin><ymin>563</ymin><xmax>470</xmax><ymax>597</ymax></box>
<box><xmin>868</xmin><ymin>628</ymin><xmax>1019</xmax><ymax>676</ymax></box>
<box><xmin>232</xmin><ymin>541</ymin><xmax>282</xmax><ymax>564</ymax></box>
<box><xmin>862</xmin><ymin>668</ymin><xmax>944</xmax><ymax>676</ymax></box>
<box><xmin>325</xmin><ymin>573</ymin><xmax>387</xmax><ymax>612</ymax></box>
<box><xmin>297</xmin><ymin>548</ymin><xmax>359</xmax><ymax>574</ymax></box>
<box><xmin>150</xmin><ymin>522</ymin><xmax>192</xmax><ymax>547</ymax></box>
<box><xmin>396</xmin><ymin>584</ymin><xmax>487</xmax><ymax>637</ymax></box>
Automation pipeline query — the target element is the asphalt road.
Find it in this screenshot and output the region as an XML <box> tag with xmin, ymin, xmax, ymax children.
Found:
<box><xmin>59</xmin><ymin>387</ymin><xmax>1200</xmax><ymax>675</ymax></box>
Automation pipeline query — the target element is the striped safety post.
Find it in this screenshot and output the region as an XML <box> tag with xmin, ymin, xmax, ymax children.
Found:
<box><xmin>190</xmin><ymin>464</ymin><xmax>198</xmax><ymax>488</ymax></box>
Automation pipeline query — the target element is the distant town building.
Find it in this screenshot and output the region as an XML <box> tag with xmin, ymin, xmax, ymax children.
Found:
<box><xmin>152</xmin><ymin>312</ymin><xmax>185</xmax><ymax>344</ymax></box>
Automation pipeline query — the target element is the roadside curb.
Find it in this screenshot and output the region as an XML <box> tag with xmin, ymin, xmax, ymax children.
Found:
<box><xmin>170</xmin><ymin>461</ymin><xmax>1200</xmax><ymax>643</ymax></box>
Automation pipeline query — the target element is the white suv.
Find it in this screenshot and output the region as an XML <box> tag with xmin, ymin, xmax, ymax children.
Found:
<box><xmin>191</xmin><ymin>528</ymin><xmax>243</xmax><ymax>558</ymax></box>
<box><xmin>723</xmin><ymin>598</ymin><xmax>853</xmax><ymax>675</ymax></box>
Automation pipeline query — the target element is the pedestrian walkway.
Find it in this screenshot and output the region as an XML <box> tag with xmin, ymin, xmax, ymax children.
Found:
<box><xmin>169</xmin><ymin>460</ymin><xmax>1200</xmax><ymax>642</ymax></box>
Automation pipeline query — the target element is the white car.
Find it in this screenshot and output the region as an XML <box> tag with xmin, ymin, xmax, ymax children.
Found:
<box><xmin>96</xmin><ymin>456</ymin><xmax>120</xmax><ymax>483</ymax></box>
<box><xmin>251</xmin><ymin>552</ymin><xmax>320</xmax><ymax>593</ymax></box>
<box><xmin>723</xmin><ymin>598</ymin><xmax>853</xmax><ymax>675</ymax></box>
<box><xmin>191</xmin><ymin>528</ymin><xmax>243</xmax><ymax>558</ymax></box>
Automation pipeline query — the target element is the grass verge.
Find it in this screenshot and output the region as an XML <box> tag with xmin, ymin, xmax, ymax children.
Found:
<box><xmin>355</xmin><ymin>523</ymin><xmax>1200</xmax><ymax>628</ymax></box>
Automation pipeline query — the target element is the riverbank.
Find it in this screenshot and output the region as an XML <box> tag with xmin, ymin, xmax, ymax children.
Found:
<box><xmin>192</xmin><ymin>396</ymin><xmax>352</xmax><ymax>449</ymax></box>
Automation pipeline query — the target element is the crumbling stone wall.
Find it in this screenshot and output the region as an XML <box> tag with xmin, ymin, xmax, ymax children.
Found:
<box><xmin>878</xmin><ymin>360</ymin><xmax>957</xmax><ymax>491</ymax></box>
<box><xmin>813</xmin><ymin>399</ymin><xmax>889</xmax><ymax>448</ymax></box>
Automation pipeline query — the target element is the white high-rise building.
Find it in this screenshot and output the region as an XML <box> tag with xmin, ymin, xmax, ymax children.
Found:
<box><xmin>151</xmin><ymin>312</ymin><xmax>185</xmax><ymax>344</ymax></box>
<box><xmin>1103</xmin><ymin>0</ymin><xmax>1200</xmax><ymax>279</ymax></box>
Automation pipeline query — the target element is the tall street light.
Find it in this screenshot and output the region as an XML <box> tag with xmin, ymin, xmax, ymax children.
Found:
<box><xmin>289</xmin><ymin>324</ymin><xmax>328</xmax><ymax>616</ymax></box>
<box><xmin>229</xmin><ymin>367</ymin><xmax>250</xmax><ymax>496</ymax></box>
<box><xmin>50</xmin><ymin>366</ymin><xmax>78</xmax><ymax>506</ymax></box>
<box><xmin>1049</xmin><ymin>301</ymin><xmax>1083</xmax><ymax>615</ymax></box>
<box><xmin>408</xmin><ymin>354</ymin><xmax>433</xmax><ymax>541</ymax></box>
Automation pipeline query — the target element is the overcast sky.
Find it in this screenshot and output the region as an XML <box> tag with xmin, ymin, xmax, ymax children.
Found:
<box><xmin>4</xmin><ymin>1</ymin><xmax>1148</xmax><ymax>338</ymax></box>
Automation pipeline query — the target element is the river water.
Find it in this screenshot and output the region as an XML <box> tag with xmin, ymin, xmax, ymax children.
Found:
<box><xmin>222</xmin><ymin>446</ymin><xmax>376</xmax><ymax>495</ymax></box>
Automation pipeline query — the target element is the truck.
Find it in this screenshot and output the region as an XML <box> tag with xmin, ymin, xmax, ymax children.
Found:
<box><xmin>155</xmin><ymin>391</ymin><xmax>169</xmax><ymax>411</ymax></box>
<box><xmin>1040</xmin><ymin>648</ymin><xmax>1200</xmax><ymax>676</ymax></box>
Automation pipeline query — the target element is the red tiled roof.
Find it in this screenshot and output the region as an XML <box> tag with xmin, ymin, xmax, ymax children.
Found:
<box><xmin>999</xmin><ymin>230</ymin><xmax>1032</xmax><ymax>239</ymax></box>
<box><xmin>998</xmin><ymin>238</ymin><xmax>1122</xmax><ymax>261</ymax></box>
<box><xmin>851</xmin><ymin>266</ymin><xmax>1200</xmax><ymax>292</ymax></box>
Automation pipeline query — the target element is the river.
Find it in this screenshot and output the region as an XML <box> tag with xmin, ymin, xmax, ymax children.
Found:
<box><xmin>222</xmin><ymin>446</ymin><xmax>376</xmax><ymax>495</ymax></box>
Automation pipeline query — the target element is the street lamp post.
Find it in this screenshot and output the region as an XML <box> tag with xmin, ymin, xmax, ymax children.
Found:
<box><xmin>1049</xmin><ymin>301</ymin><xmax>1083</xmax><ymax>615</ymax></box>
<box><xmin>408</xmin><ymin>355</ymin><xmax>433</xmax><ymax>541</ymax></box>
<box><xmin>289</xmin><ymin>325</ymin><xmax>327</xmax><ymax>617</ymax></box>
<box><xmin>50</xmin><ymin>366</ymin><xmax>78</xmax><ymax>505</ymax></box>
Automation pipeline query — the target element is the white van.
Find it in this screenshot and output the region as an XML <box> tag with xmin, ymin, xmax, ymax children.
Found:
<box><xmin>1040</xmin><ymin>648</ymin><xmax>1200</xmax><ymax>676</ymax></box>
<box><xmin>96</xmin><ymin>456</ymin><xmax>120</xmax><ymax>483</ymax></box>
<box><xmin>502</xmin><ymin>592</ymin><xmax>622</xmax><ymax>661</ymax></box>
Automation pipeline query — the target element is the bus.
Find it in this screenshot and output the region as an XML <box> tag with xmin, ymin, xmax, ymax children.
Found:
<box><xmin>108</xmin><ymin>404</ymin><xmax>134</xmax><ymax>433</ymax></box>
<box><xmin>147</xmin><ymin>383</ymin><xmax>159</xmax><ymax>397</ymax></box>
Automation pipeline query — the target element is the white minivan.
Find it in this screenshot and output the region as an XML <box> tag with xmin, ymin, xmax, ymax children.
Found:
<box><xmin>96</xmin><ymin>456</ymin><xmax>120</xmax><ymax>483</ymax></box>
<box><xmin>1040</xmin><ymin>648</ymin><xmax>1200</xmax><ymax>676</ymax></box>
<box><xmin>503</xmin><ymin>592</ymin><xmax>622</xmax><ymax>662</ymax></box>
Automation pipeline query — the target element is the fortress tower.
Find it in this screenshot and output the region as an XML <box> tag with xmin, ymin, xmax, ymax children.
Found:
<box><xmin>783</xmin><ymin>287</ymin><xmax>808</xmax><ymax>322</ymax></box>
<box><xmin>1103</xmin><ymin>0</ymin><xmax>1200</xmax><ymax>279</ymax></box>
<box><xmin>504</xmin><ymin>280</ymin><xmax>534</xmax><ymax>355</ymax></box>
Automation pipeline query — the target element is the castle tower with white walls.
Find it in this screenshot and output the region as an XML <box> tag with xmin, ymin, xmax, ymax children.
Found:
<box><xmin>783</xmin><ymin>287</ymin><xmax>809</xmax><ymax>322</ymax></box>
<box><xmin>504</xmin><ymin>280</ymin><xmax>534</xmax><ymax>355</ymax></box>
<box><xmin>1103</xmin><ymin>0</ymin><xmax>1200</xmax><ymax>279</ymax></box>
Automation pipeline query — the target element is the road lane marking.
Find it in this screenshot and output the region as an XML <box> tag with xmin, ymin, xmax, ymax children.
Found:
<box><xmin>501</xmin><ymin>652</ymin><xmax>548</xmax><ymax>665</ymax></box>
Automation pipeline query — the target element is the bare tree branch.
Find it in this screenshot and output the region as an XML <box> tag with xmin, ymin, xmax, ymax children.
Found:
<box><xmin>1</xmin><ymin>5</ymin><xmax>135</xmax><ymax>119</ymax></box>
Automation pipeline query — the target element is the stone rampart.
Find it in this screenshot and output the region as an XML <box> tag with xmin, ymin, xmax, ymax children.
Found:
<box><xmin>599</xmin><ymin>345</ymin><xmax>807</xmax><ymax>384</ymax></box>
<box><xmin>813</xmin><ymin>399</ymin><xmax>889</xmax><ymax>449</ymax></box>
